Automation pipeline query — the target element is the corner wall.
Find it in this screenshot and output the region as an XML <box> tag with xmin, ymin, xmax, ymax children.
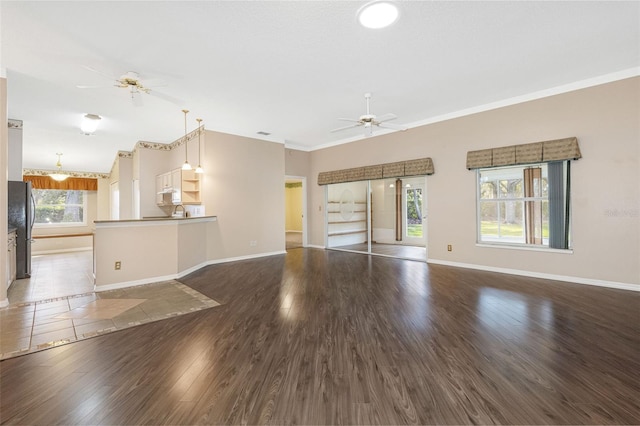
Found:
<box><xmin>308</xmin><ymin>77</ymin><xmax>640</xmax><ymax>287</ymax></box>
<box><xmin>203</xmin><ymin>131</ymin><xmax>286</xmax><ymax>260</ymax></box>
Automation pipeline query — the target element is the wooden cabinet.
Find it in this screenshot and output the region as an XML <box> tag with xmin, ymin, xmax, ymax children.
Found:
<box><xmin>7</xmin><ymin>231</ymin><xmax>17</xmax><ymax>290</ymax></box>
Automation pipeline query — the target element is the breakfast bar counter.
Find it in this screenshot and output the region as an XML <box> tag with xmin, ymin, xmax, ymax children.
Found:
<box><xmin>93</xmin><ymin>216</ymin><xmax>217</xmax><ymax>291</ymax></box>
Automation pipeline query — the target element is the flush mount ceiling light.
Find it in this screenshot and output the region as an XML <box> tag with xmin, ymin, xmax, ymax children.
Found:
<box><xmin>195</xmin><ymin>118</ymin><xmax>204</xmax><ymax>174</ymax></box>
<box><xmin>357</xmin><ymin>1</ymin><xmax>399</xmax><ymax>29</ymax></box>
<box><xmin>49</xmin><ymin>153</ymin><xmax>69</xmax><ymax>181</ymax></box>
<box><xmin>80</xmin><ymin>113</ymin><xmax>101</xmax><ymax>135</ymax></box>
<box><xmin>181</xmin><ymin>109</ymin><xmax>192</xmax><ymax>171</ymax></box>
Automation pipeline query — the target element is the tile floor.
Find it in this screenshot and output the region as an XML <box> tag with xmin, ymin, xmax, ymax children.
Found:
<box><xmin>1</xmin><ymin>280</ymin><xmax>221</xmax><ymax>360</ymax></box>
<box><xmin>8</xmin><ymin>250</ymin><xmax>95</xmax><ymax>304</ymax></box>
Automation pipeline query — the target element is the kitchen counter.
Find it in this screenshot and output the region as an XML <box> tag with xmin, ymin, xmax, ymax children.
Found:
<box><xmin>95</xmin><ymin>215</ymin><xmax>217</xmax><ymax>224</ymax></box>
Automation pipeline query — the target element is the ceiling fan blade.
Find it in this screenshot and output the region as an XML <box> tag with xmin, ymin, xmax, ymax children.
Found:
<box><xmin>132</xmin><ymin>92</ymin><xmax>144</xmax><ymax>107</ymax></box>
<box><xmin>376</xmin><ymin>113</ymin><xmax>397</xmax><ymax>123</ymax></box>
<box><xmin>147</xmin><ymin>90</ymin><xmax>184</xmax><ymax>105</ymax></box>
<box><xmin>337</xmin><ymin>118</ymin><xmax>362</xmax><ymax>123</ymax></box>
<box><xmin>81</xmin><ymin>65</ymin><xmax>117</xmax><ymax>81</ymax></box>
<box><xmin>142</xmin><ymin>78</ymin><xmax>168</xmax><ymax>88</ymax></box>
<box><xmin>377</xmin><ymin>122</ymin><xmax>408</xmax><ymax>131</ymax></box>
<box><xmin>330</xmin><ymin>123</ymin><xmax>363</xmax><ymax>133</ymax></box>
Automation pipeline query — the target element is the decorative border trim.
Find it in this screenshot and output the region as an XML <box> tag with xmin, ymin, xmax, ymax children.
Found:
<box><xmin>426</xmin><ymin>258</ymin><xmax>640</xmax><ymax>292</ymax></box>
<box><xmin>22</xmin><ymin>169</ymin><xmax>110</xmax><ymax>179</ymax></box>
<box><xmin>136</xmin><ymin>125</ymin><xmax>204</xmax><ymax>152</ymax></box>
<box><xmin>8</xmin><ymin>119</ymin><xmax>23</xmax><ymax>129</ymax></box>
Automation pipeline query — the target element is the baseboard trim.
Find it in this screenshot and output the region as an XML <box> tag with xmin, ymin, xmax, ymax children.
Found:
<box><xmin>95</xmin><ymin>274</ymin><xmax>177</xmax><ymax>292</ymax></box>
<box><xmin>0</xmin><ymin>298</ymin><xmax>9</xmax><ymax>308</ymax></box>
<box><xmin>285</xmin><ymin>230</ymin><xmax>303</xmax><ymax>234</ymax></box>
<box><xmin>33</xmin><ymin>247</ymin><xmax>92</xmax><ymax>256</ymax></box>
<box><xmin>93</xmin><ymin>251</ymin><xmax>287</xmax><ymax>292</ymax></box>
<box><xmin>427</xmin><ymin>258</ymin><xmax>639</xmax><ymax>292</ymax></box>
<box><xmin>206</xmin><ymin>251</ymin><xmax>287</xmax><ymax>266</ymax></box>
<box><xmin>306</xmin><ymin>244</ymin><xmax>326</xmax><ymax>250</ymax></box>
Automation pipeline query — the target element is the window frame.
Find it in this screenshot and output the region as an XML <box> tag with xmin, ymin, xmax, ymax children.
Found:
<box><xmin>475</xmin><ymin>162</ymin><xmax>572</xmax><ymax>251</ymax></box>
<box><xmin>33</xmin><ymin>189</ymin><xmax>88</xmax><ymax>228</ymax></box>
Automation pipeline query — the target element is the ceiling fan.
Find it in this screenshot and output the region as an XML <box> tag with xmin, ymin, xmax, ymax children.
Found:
<box><xmin>77</xmin><ymin>67</ymin><xmax>181</xmax><ymax>107</ymax></box>
<box><xmin>331</xmin><ymin>93</ymin><xmax>407</xmax><ymax>136</ymax></box>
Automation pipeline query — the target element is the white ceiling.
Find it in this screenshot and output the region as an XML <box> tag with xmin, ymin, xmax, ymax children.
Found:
<box><xmin>1</xmin><ymin>1</ymin><xmax>639</xmax><ymax>174</ymax></box>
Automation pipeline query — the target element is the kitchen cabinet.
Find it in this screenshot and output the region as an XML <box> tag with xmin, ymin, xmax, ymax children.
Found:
<box><xmin>156</xmin><ymin>172</ymin><xmax>173</xmax><ymax>206</ymax></box>
<box><xmin>180</xmin><ymin>169</ymin><xmax>201</xmax><ymax>204</ymax></box>
<box><xmin>156</xmin><ymin>169</ymin><xmax>201</xmax><ymax>206</ymax></box>
<box><xmin>171</xmin><ymin>168</ymin><xmax>182</xmax><ymax>204</ymax></box>
<box><xmin>7</xmin><ymin>231</ymin><xmax>17</xmax><ymax>290</ymax></box>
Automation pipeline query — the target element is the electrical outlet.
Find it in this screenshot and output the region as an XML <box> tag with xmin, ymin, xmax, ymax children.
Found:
<box><xmin>115</xmin><ymin>261</ymin><xmax>121</xmax><ymax>270</ymax></box>
<box><xmin>250</xmin><ymin>240</ymin><xmax>258</xmax><ymax>247</ymax></box>
<box><xmin>447</xmin><ymin>245</ymin><xmax>452</xmax><ymax>252</ymax></box>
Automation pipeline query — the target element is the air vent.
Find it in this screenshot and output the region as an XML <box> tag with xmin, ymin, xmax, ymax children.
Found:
<box><xmin>256</xmin><ymin>131</ymin><xmax>271</xmax><ymax>136</ymax></box>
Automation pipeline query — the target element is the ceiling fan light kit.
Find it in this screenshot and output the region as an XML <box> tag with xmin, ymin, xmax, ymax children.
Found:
<box><xmin>80</xmin><ymin>113</ymin><xmax>102</xmax><ymax>135</ymax></box>
<box><xmin>331</xmin><ymin>92</ymin><xmax>407</xmax><ymax>137</ymax></box>
<box><xmin>357</xmin><ymin>1</ymin><xmax>399</xmax><ymax>29</ymax></box>
<box><xmin>49</xmin><ymin>152</ymin><xmax>70</xmax><ymax>182</ymax></box>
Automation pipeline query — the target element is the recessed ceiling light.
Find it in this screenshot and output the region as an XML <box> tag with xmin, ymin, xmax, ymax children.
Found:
<box><xmin>357</xmin><ymin>1</ymin><xmax>399</xmax><ymax>29</ymax></box>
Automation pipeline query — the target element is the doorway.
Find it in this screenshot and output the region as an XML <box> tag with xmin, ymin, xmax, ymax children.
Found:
<box><xmin>284</xmin><ymin>176</ymin><xmax>307</xmax><ymax>250</ymax></box>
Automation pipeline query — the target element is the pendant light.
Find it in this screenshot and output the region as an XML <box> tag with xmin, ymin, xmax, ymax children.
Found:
<box><xmin>195</xmin><ymin>118</ymin><xmax>204</xmax><ymax>174</ymax></box>
<box><xmin>49</xmin><ymin>153</ymin><xmax>69</xmax><ymax>182</ymax></box>
<box><xmin>181</xmin><ymin>109</ymin><xmax>192</xmax><ymax>171</ymax></box>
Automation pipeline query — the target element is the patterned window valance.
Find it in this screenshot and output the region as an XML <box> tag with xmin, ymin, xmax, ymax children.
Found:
<box><xmin>466</xmin><ymin>137</ymin><xmax>581</xmax><ymax>169</ymax></box>
<box><xmin>318</xmin><ymin>157</ymin><xmax>434</xmax><ymax>185</ymax></box>
<box><xmin>24</xmin><ymin>175</ymin><xmax>98</xmax><ymax>191</ymax></box>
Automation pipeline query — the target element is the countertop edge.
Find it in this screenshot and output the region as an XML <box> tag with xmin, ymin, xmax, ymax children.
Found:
<box><xmin>94</xmin><ymin>216</ymin><xmax>217</xmax><ymax>228</ymax></box>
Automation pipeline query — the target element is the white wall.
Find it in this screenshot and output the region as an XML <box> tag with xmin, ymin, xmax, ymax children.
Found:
<box><xmin>308</xmin><ymin>77</ymin><xmax>640</xmax><ymax>287</ymax></box>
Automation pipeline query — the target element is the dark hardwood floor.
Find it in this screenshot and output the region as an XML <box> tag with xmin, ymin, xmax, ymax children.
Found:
<box><xmin>1</xmin><ymin>248</ymin><xmax>639</xmax><ymax>425</ymax></box>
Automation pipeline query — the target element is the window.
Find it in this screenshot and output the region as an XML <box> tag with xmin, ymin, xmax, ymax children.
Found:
<box><xmin>477</xmin><ymin>161</ymin><xmax>571</xmax><ymax>249</ymax></box>
<box><xmin>34</xmin><ymin>189</ymin><xmax>86</xmax><ymax>226</ymax></box>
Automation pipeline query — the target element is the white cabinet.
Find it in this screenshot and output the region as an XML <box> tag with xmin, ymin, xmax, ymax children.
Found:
<box><xmin>7</xmin><ymin>231</ymin><xmax>17</xmax><ymax>290</ymax></box>
<box><xmin>171</xmin><ymin>168</ymin><xmax>182</xmax><ymax>204</ymax></box>
<box><xmin>155</xmin><ymin>169</ymin><xmax>201</xmax><ymax>206</ymax></box>
<box><xmin>155</xmin><ymin>172</ymin><xmax>173</xmax><ymax>206</ymax></box>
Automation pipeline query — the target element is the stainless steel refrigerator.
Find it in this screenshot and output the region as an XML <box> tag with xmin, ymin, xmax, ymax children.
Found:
<box><xmin>8</xmin><ymin>181</ymin><xmax>34</xmax><ymax>278</ymax></box>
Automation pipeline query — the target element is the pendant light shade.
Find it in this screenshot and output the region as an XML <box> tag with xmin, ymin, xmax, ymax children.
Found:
<box><xmin>195</xmin><ymin>118</ymin><xmax>204</xmax><ymax>174</ymax></box>
<box><xmin>49</xmin><ymin>153</ymin><xmax>69</xmax><ymax>181</ymax></box>
<box><xmin>181</xmin><ymin>109</ymin><xmax>192</xmax><ymax>171</ymax></box>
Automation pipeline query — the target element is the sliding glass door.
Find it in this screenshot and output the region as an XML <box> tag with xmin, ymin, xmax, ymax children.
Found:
<box><xmin>326</xmin><ymin>176</ymin><xmax>427</xmax><ymax>261</ymax></box>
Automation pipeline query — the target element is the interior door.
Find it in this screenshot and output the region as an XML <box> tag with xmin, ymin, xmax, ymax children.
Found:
<box><xmin>402</xmin><ymin>178</ymin><xmax>426</xmax><ymax>246</ymax></box>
